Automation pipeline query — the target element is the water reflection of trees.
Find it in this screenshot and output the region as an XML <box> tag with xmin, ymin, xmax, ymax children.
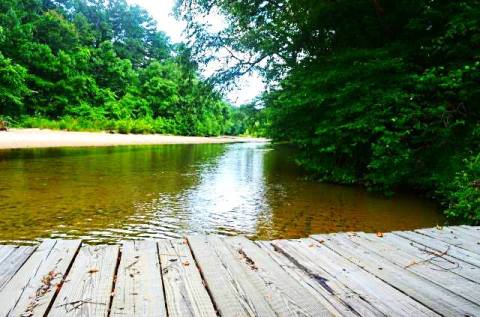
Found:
<box><xmin>0</xmin><ymin>143</ymin><xmax>441</xmax><ymax>243</ymax></box>
<box><xmin>139</xmin><ymin>143</ymin><xmax>271</xmax><ymax>238</ymax></box>
<box><xmin>0</xmin><ymin>144</ymin><xmax>226</xmax><ymax>243</ymax></box>
<box><xmin>256</xmin><ymin>145</ymin><xmax>441</xmax><ymax>240</ymax></box>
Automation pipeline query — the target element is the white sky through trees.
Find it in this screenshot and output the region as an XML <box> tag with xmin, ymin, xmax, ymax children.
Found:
<box><xmin>126</xmin><ymin>0</ymin><xmax>264</xmax><ymax>106</ymax></box>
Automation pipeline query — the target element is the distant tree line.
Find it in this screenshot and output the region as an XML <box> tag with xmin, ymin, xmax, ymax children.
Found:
<box><xmin>177</xmin><ymin>0</ymin><xmax>480</xmax><ymax>222</ymax></box>
<box><xmin>0</xmin><ymin>0</ymin><xmax>243</xmax><ymax>136</ymax></box>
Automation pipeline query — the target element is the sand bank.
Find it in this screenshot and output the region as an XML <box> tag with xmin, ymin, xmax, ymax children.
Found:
<box><xmin>0</xmin><ymin>129</ymin><xmax>267</xmax><ymax>149</ymax></box>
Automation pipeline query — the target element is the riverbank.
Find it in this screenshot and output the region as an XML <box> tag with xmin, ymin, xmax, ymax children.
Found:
<box><xmin>0</xmin><ymin>129</ymin><xmax>267</xmax><ymax>149</ymax></box>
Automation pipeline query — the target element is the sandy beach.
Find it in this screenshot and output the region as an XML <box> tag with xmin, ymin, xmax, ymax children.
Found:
<box><xmin>0</xmin><ymin>129</ymin><xmax>267</xmax><ymax>149</ymax></box>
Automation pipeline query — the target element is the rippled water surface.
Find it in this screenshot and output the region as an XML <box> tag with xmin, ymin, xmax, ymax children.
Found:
<box><xmin>0</xmin><ymin>142</ymin><xmax>442</xmax><ymax>243</ymax></box>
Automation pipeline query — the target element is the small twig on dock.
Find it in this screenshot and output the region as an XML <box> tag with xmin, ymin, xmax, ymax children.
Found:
<box><xmin>56</xmin><ymin>298</ymin><xmax>106</xmax><ymax>312</ymax></box>
<box><xmin>125</xmin><ymin>259</ymin><xmax>139</xmax><ymax>270</ymax></box>
<box><xmin>405</xmin><ymin>245</ymin><xmax>457</xmax><ymax>270</ymax></box>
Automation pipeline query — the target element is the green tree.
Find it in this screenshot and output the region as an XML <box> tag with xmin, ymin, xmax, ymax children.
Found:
<box><xmin>177</xmin><ymin>0</ymin><xmax>480</xmax><ymax>222</ymax></box>
<box><xmin>34</xmin><ymin>10</ymin><xmax>79</xmax><ymax>53</ymax></box>
<box><xmin>0</xmin><ymin>52</ymin><xmax>29</xmax><ymax>116</ymax></box>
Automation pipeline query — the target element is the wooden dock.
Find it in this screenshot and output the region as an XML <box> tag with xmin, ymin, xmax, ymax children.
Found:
<box><xmin>0</xmin><ymin>226</ymin><xmax>479</xmax><ymax>316</ymax></box>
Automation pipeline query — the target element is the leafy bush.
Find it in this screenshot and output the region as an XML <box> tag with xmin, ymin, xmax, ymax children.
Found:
<box><xmin>442</xmin><ymin>154</ymin><xmax>480</xmax><ymax>223</ymax></box>
<box><xmin>115</xmin><ymin>119</ymin><xmax>132</xmax><ymax>134</ymax></box>
<box><xmin>131</xmin><ymin>119</ymin><xmax>154</xmax><ymax>134</ymax></box>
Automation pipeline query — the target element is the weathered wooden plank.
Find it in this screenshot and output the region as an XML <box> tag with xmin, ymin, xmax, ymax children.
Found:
<box><xmin>416</xmin><ymin>227</ymin><xmax>480</xmax><ymax>255</ymax></box>
<box><xmin>223</xmin><ymin>236</ymin><xmax>335</xmax><ymax>316</ymax></box>
<box><xmin>110</xmin><ymin>240</ymin><xmax>166</xmax><ymax>317</ymax></box>
<box><xmin>351</xmin><ymin>232</ymin><xmax>480</xmax><ymax>303</ymax></box>
<box><xmin>187</xmin><ymin>235</ymin><xmax>277</xmax><ymax>317</ymax></box>
<box><xmin>448</xmin><ymin>226</ymin><xmax>480</xmax><ymax>243</ymax></box>
<box><xmin>269</xmin><ymin>238</ymin><xmax>438</xmax><ymax>316</ymax></box>
<box><xmin>49</xmin><ymin>244</ymin><xmax>119</xmax><ymax>317</ymax></box>
<box><xmin>0</xmin><ymin>230</ymin><xmax>478</xmax><ymax>317</ymax></box>
<box><xmin>258</xmin><ymin>240</ymin><xmax>376</xmax><ymax>316</ymax></box>
<box><xmin>0</xmin><ymin>245</ymin><xmax>36</xmax><ymax>290</ymax></box>
<box><xmin>394</xmin><ymin>230</ymin><xmax>480</xmax><ymax>268</ymax></box>
<box><xmin>256</xmin><ymin>240</ymin><xmax>365</xmax><ymax>316</ymax></box>
<box><xmin>373</xmin><ymin>232</ymin><xmax>480</xmax><ymax>284</ymax></box>
<box><xmin>460</xmin><ymin>225</ymin><xmax>480</xmax><ymax>239</ymax></box>
<box><xmin>0</xmin><ymin>245</ymin><xmax>15</xmax><ymax>264</ymax></box>
<box><xmin>311</xmin><ymin>233</ymin><xmax>480</xmax><ymax>316</ymax></box>
<box><xmin>0</xmin><ymin>239</ymin><xmax>81</xmax><ymax>317</ymax></box>
<box><xmin>257</xmin><ymin>240</ymin><xmax>375</xmax><ymax>317</ymax></box>
<box><xmin>158</xmin><ymin>238</ymin><xmax>216</xmax><ymax>317</ymax></box>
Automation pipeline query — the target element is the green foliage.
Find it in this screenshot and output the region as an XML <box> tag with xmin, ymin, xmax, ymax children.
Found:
<box><xmin>35</xmin><ymin>10</ymin><xmax>79</xmax><ymax>53</ymax></box>
<box><xmin>179</xmin><ymin>0</ymin><xmax>480</xmax><ymax>223</ymax></box>
<box><xmin>228</xmin><ymin>103</ymin><xmax>269</xmax><ymax>136</ymax></box>
<box><xmin>0</xmin><ymin>52</ymin><xmax>29</xmax><ymax>116</ymax></box>
<box><xmin>442</xmin><ymin>154</ymin><xmax>480</xmax><ymax>222</ymax></box>
<box><xmin>0</xmin><ymin>0</ymin><xmax>235</xmax><ymax>137</ymax></box>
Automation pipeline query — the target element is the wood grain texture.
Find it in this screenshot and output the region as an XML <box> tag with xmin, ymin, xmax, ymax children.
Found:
<box><xmin>187</xmin><ymin>235</ymin><xmax>277</xmax><ymax>317</ymax></box>
<box><xmin>448</xmin><ymin>226</ymin><xmax>480</xmax><ymax>243</ymax></box>
<box><xmin>416</xmin><ymin>227</ymin><xmax>480</xmax><ymax>255</ymax></box>
<box><xmin>394</xmin><ymin>230</ymin><xmax>480</xmax><ymax>268</ymax></box>
<box><xmin>0</xmin><ymin>239</ymin><xmax>81</xmax><ymax>317</ymax></box>
<box><xmin>352</xmin><ymin>232</ymin><xmax>480</xmax><ymax>302</ymax></box>
<box><xmin>460</xmin><ymin>225</ymin><xmax>480</xmax><ymax>239</ymax></box>
<box><xmin>110</xmin><ymin>240</ymin><xmax>166</xmax><ymax>317</ymax></box>
<box><xmin>0</xmin><ymin>246</ymin><xmax>15</xmax><ymax>265</ymax></box>
<box><xmin>371</xmin><ymin>232</ymin><xmax>480</xmax><ymax>284</ymax></box>
<box><xmin>311</xmin><ymin>233</ymin><xmax>480</xmax><ymax>316</ymax></box>
<box><xmin>257</xmin><ymin>240</ymin><xmax>379</xmax><ymax>317</ymax></box>
<box><xmin>223</xmin><ymin>236</ymin><xmax>334</xmax><ymax>316</ymax></box>
<box><xmin>269</xmin><ymin>238</ymin><xmax>437</xmax><ymax>316</ymax></box>
<box><xmin>0</xmin><ymin>245</ymin><xmax>35</xmax><ymax>290</ymax></box>
<box><xmin>158</xmin><ymin>238</ymin><xmax>216</xmax><ymax>317</ymax></box>
<box><xmin>49</xmin><ymin>244</ymin><xmax>119</xmax><ymax>317</ymax></box>
<box><xmin>0</xmin><ymin>227</ymin><xmax>479</xmax><ymax>317</ymax></box>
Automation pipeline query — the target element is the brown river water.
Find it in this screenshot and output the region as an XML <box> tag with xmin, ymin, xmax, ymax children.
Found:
<box><xmin>0</xmin><ymin>142</ymin><xmax>442</xmax><ymax>244</ymax></box>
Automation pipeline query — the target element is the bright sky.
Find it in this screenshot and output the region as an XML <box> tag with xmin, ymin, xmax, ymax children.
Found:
<box><xmin>126</xmin><ymin>0</ymin><xmax>265</xmax><ymax>106</ymax></box>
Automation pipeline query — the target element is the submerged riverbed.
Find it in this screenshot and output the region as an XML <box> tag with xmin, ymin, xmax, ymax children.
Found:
<box><xmin>0</xmin><ymin>142</ymin><xmax>442</xmax><ymax>243</ymax></box>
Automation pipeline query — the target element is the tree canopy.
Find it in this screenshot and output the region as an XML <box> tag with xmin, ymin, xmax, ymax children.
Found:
<box><xmin>0</xmin><ymin>0</ymin><xmax>237</xmax><ymax>136</ymax></box>
<box><xmin>177</xmin><ymin>0</ymin><xmax>480</xmax><ymax>222</ymax></box>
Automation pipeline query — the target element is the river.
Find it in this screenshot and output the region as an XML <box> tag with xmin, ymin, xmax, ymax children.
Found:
<box><xmin>0</xmin><ymin>142</ymin><xmax>442</xmax><ymax>243</ymax></box>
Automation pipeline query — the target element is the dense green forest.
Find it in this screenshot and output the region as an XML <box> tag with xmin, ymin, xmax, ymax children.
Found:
<box><xmin>0</xmin><ymin>0</ymin><xmax>242</xmax><ymax>135</ymax></box>
<box><xmin>177</xmin><ymin>0</ymin><xmax>480</xmax><ymax>222</ymax></box>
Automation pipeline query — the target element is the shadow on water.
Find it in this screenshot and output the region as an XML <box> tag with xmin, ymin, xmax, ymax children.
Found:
<box><xmin>0</xmin><ymin>143</ymin><xmax>442</xmax><ymax>243</ymax></box>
